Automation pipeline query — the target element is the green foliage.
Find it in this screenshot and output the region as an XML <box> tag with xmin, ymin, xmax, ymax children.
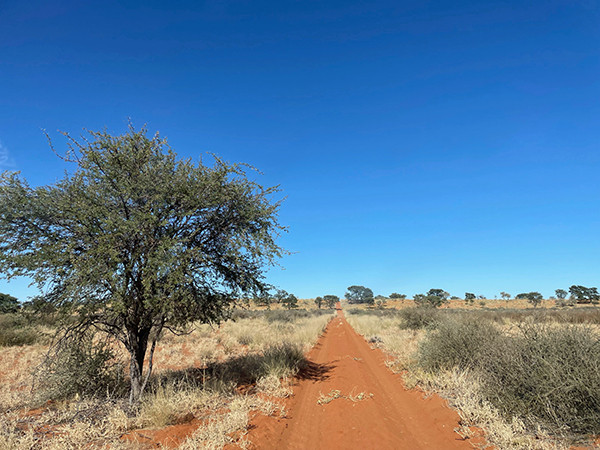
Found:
<box><xmin>414</xmin><ymin>291</ymin><xmax>448</xmax><ymax>308</ymax></box>
<box><xmin>345</xmin><ymin>285</ymin><xmax>374</xmax><ymax>304</ymax></box>
<box><xmin>36</xmin><ymin>332</ymin><xmax>126</xmax><ymax>402</ymax></box>
<box><xmin>515</xmin><ymin>292</ymin><xmax>543</xmax><ymax>306</ymax></box>
<box><xmin>0</xmin><ymin>292</ymin><xmax>19</xmax><ymax>313</ymax></box>
<box><xmin>427</xmin><ymin>289</ymin><xmax>449</xmax><ymax>300</ymax></box>
<box><xmin>0</xmin><ymin>125</ymin><xmax>285</xmax><ymax>402</ymax></box>
<box><xmin>555</xmin><ymin>289</ymin><xmax>568</xmax><ymax>300</ymax></box>
<box><xmin>282</xmin><ymin>294</ymin><xmax>298</xmax><ymax>309</ymax></box>
<box><xmin>323</xmin><ymin>295</ymin><xmax>339</xmax><ymax>308</ymax></box>
<box><xmin>389</xmin><ymin>292</ymin><xmax>406</xmax><ymax>300</ymax></box>
<box><xmin>569</xmin><ymin>285</ymin><xmax>600</xmax><ymax>304</ymax></box>
<box><xmin>271</xmin><ymin>289</ymin><xmax>298</xmax><ymax>309</ymax></box>
<box><xmin>527</xmin><ymin>292</ymin><xmax>543</xmax><ymax>307</ymax></box>
<box><xmin>314</xmin><ymin>296</ymin><xmax>323</xmax><ymax>309</ymax></box>
<box><xmin>398</xmin><ymin>307</ymin><xmax>441</xmax><ymax>330</ymax></box>
<box><xmin>500</xmin><ymin>291</ymin><xmax>511</xmax><ymax>300</ymax></box>
<box><xmin>464</xmin><ymin>292</ymin><xmax>476</xmax><ymax>305</ymax></box>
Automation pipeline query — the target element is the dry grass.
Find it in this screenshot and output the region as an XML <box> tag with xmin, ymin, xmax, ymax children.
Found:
<box><xmin>347</xmin><ymin>310</ymin><xmax>590</xmax><ymax>449</ymax></box>
<box><xmin>0</xmin><ymin>309</ymin><xmax>334</xmax><ymax>449</ymax></box>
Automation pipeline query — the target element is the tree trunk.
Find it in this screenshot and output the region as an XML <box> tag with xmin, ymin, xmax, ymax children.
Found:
<box><xmin>127</xmin><ymin>327</ymin><xmax>151</xmax><ymax>404</ymax></box>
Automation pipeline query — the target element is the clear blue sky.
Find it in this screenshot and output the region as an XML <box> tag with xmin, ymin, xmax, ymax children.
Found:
<box><xmin>1</xmin><ymin>0</ymin><xmax>599</xmax><ymax>300</ymax></box>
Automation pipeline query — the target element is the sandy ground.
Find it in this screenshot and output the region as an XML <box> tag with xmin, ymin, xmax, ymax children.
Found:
<box><xmin>245</xmin><ymin>305</ymin><xmax>480</xmax><ymax>449</ymax></box>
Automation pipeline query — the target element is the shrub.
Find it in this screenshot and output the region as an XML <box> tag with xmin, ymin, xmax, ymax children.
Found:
<box><xmin>481</xmin><ymin>324</ymin><xmax>600</xmax><ymax>434</ymax></box>
<box><xmin>418</xmin><ymin>318</ymin><xmax>600</xmax><ymax>435</ymax></box>
<box><xmin>414</xmin><ymin>293</ymin><xmax>447</xmax><ymax>308</ymax></box>
<box><xmin>398</xmin><ymin>307</ymin><xmax>441</xmax><ymax>330</ymax></box>
<box><xmin>0</xmin><ymin>314</ymin><xmax>43</xmax><ymax>347</ymax></box>
<box><xmin>418</xmin><ymin>317</ymin><xmax>501</xmax><ymax>371</ymax></box>
<box><xmin>36</xmin><ymin>332</ymin><xmax>126</xmax><ymax>402</ymax></box>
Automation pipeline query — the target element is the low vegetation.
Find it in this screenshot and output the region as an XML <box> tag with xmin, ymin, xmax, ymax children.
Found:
<box><xmin>0</xmin><ymin>308</ymin><xmax>334</xmax><ymax>449</ymax></box>
<box><xmin>348</xmin><ymin>306</ymin><xmax>600</xmax><ymax>449</ymax></box>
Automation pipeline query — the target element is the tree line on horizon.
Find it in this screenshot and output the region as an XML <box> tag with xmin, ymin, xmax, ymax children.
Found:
<box><xmin>340</xmin><ymin>285</ymin><xmax>600</xmax><ymax>308</ymax></box>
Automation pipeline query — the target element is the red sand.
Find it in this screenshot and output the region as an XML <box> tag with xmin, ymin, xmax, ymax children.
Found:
<box><xmin>244</xmin><ymin>306</ymin><xmax>480</xmax><ymax>449</ymax></box>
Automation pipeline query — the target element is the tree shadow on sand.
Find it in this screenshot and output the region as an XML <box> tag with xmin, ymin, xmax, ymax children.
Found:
<box><xmin>151</xmin><ymin>343</ymin><xmax>334</xmax><ymax>392</ymax></box>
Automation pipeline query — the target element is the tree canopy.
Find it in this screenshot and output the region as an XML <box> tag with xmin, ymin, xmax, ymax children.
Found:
<box><xmin>345</xmin><ymin>285</ymin><xmax>374</xmax><ymax>304</ymax></box>
<box><xmin>516</xmin><ymin>292</ymin><xmax>543</xmax><ymax>307</ymax></box>
<box><xmin>569</xmin><ymin>285</ymin><xmax>600</xmax><ymax>304</ymax></box>
<box><xmin>0</xmin><ymin>292</ymin><xmax>19</xmax><ymax>313</ymax></box>
<box><xmin>323</xmin><ymin>295</ymin><xmax>339</xmax><ymax>308</ymax></box>
<box><xmin>0</xmin><ymin>125</ymin><xmax>285</xmax><ymax>402</ymax></box>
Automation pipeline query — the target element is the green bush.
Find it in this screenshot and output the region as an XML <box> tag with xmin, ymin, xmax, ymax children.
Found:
<box><xmin>418</xmin><ymin>316</ymin><xmax>501</xmax><ymax>371</ymax></box>
<box><xmin>398</xmin><ymin>307</ymin><xmax>442</xmax><ymax>330</ymax></box>
<box><xmin>418</xmin><ymin>318</ymin><xmax>600</xmax><ymax>435</ymax></box>
<box><xmin>36</xmin><ymin>332</ymin><xmax>126</xmax><ymax>402</ymax></box>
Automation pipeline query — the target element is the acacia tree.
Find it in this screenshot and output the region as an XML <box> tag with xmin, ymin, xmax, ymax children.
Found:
<box><xmin>569</xmin><ymin>285</ymin><xmax>600</xmax><ymax>304</ymax></box>
<box><xmin>555</xmin><ymin>289</ymin><xmax>567</xmax><ymax>300</ymax></box>
<box><xmin>345</xmin><ymin>285</ymin><xmax>374</xmax><ymax>304</ymax></box>
<box><xmin>464</xmin><ymin>292</ymin><xmax>476</xmax><ymax>305</ymax></box>
<box><xmin>323</xmin><ymin>294</ymin><xmax>339</xmax><ymax>308</ymax></box>
<box><xmin>0</xmin><ymin>126</ymin><xmax>285</xmax><ymax>403</ymax></box>
<box><xmin>314</xmin><ymin>296</ymin><xmax>323</xmax><ymax>309</ymax></box>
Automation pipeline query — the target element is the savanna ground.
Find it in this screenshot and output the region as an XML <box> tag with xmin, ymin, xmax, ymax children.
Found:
<box><xmin>0</xmin><ymin>300</ymin><xmax>334</xmax><ymax>449</ymax></box>
<box><xmin>1</xmin><ymin>298</ymin><xmax>599</xmax><ymax>449</ymax></box>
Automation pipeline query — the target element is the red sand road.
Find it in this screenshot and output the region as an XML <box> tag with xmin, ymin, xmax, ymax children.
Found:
<box><xmin>247</xmin><ymin>306</ymin><xmax>477</xmax><ymax>450</ymax></box>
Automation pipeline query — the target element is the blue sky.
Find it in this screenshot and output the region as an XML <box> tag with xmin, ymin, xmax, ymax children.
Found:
<box><xmin>1</xmin><ymin>0</ymin><xmax>599</xmax><ymax>300</ymax></box>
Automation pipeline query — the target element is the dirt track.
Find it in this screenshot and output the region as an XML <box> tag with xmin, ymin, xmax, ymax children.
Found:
<box><xmin>247</xmin><ymin>306</ymin><xmax>477</xmax><ymax>449</ymax></box>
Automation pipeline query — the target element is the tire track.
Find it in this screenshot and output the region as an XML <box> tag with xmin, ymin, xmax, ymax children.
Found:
<box><xmin>247</xmin><ymin>305</ymin><xmax>477</xmax><ymax>449</ymax></box>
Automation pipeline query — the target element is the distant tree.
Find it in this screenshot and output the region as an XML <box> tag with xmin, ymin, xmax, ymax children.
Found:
<box><xmin>569</xmin><ymin>285</ymin><xmax>600</xmax><ymax>304</ymax></box>
<box><xmin>500</xmin><ymin>292</ymin><xmax>511</xmax><ymax>301</ymax></box>
<box><xmin>273</xmin><ymin>289</ymin><xmax>287</xmax><ymax>304</ymax></box>
<box><xmin>465</xmin><ymin>292</ymin><xmax>476</xmax><ymax>305</ymax></box>
<box><xmin>273</xmin><ymin>289</ymin><xmax>298</xmax><ymax>309</ymax></box>
<box><xmin>427</xmin><ymin>289</ymin><xmax>449</xmax><ymax>301</ymax></box>
<box><xmin>523</xmin><ymin>292</ymin><xmax>543</xmax><ymax>307</ymax></box>
<box><xmin>389</xmin><ymin>293</ymin><xmax>406</xmax><ymax>300</ymax></box>
<box><xmin>0</xmin><ymin>292</ymin><xmax>19</xmax><ymax>313</ymax></box>
<box><xmin>0</xmin><ymin>126</ymin><xmax>285</xmax><ymax>403</ymax></box>
<box><xmin>323</xmin><ymin>295</ymin><xmax>339</xmax><ymax>308</ymax></box>
<box><xmin>515</xmin><ymin>293</ymin><xmax>528</xmax><ymax>300</ymax></box>
<box><xmin>345</xmin><ymin>286</ymin><xmax>374</xmax><ymax>304</ymax></box>
<box><xmin>314</xmin><ymin>296</ymin><xmax>323</xmax><ymax>309</ymax></box>
<box><xmin>555</xmin><ymin>289</ymin><xmax>568</xmax><ymax>300</ymax></box>
<box><xmin>450</xmin><ymin>296</ymin><xmax>460</xmax><ymax>300</ymax></box>
<box><xmin>282</xmin><ymin>293</ymin><xmax>298</xmax><ymax>309</ymax></box>
<box><xmin>414</xmin><ymin>291</ymin><xmax>447</xmax><ymax>308</ymax></box>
